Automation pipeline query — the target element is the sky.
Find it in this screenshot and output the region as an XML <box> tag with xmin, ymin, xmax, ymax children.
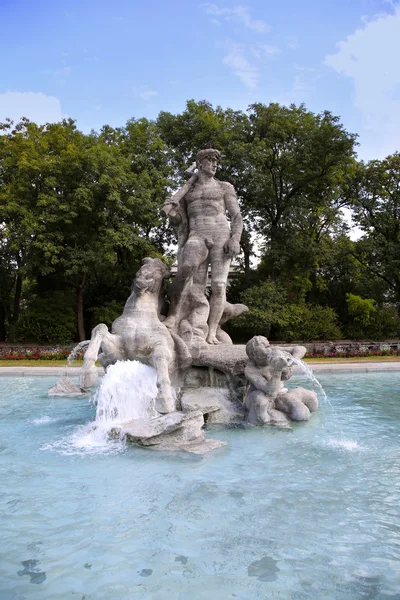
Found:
<box><xmin>1</xmin><ymin>0</ymin><xmax>400</xmax><ymax>161</ymax></box>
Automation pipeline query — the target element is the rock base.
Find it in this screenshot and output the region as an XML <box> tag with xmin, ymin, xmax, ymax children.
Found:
<box><xmin>48</xmin><ymin>376</ymin><xmax>86</xmax><ymax>397</ymax></box>
<box><xmin>110</xmin><ymin>410</ymin><xmax>227</xmax><ymax>455</ymax></box>
<box><xmin>180</xmin><ymin>387</ymin><xmax>245</xmax><ymax>424</ymax></box>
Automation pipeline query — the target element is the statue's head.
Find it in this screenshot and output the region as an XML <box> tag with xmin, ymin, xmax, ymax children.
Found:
<box><xmin>133</xmin><ymin>257</ymin><xmax>170</xmax><ymax>295</ymax></box>
<box><xmin>246</xmin><ymin>336</ymin><xmax>271</xmax><ymax>366</ymax></box>
<box><xmin>196</xmin><ymin>148</ymin><xmax>221</xmax><ymax>177</ymax></box>
<box><xmin>246</xmin><ymin>336</ymin><xmax>293</xmax><ymax>369</ymax></box>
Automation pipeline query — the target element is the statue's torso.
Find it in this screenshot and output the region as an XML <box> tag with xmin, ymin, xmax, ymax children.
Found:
<box><xmin>186</xmin><ymin>179</ymin><xmax>230</xmax><ymax>238</ymax></box>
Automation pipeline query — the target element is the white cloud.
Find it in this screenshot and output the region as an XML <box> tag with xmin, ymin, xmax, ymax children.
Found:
<box><xmin>139</xmin><ymin>88</ymin><xmax>158</xmax><ymax>100</ymax></box>
<box><xmin>203</xmin><ymin>3</ymin><xmax>270</xmax><ymax>32</ymax></box>
<box><xmin>0</xmin><ymin>92</ymin><xmax>64</xmax><ymax>124</ymax></box>
<box><xmin>251</xmin><ymin>43</ymin><xmax>281</xmax><ymax>59</ymax></box>
<box><xmin>42</xmin><ymin>65</ymin><xmax>72</xmax><ymax>85</ymax></box>
<box><xmin>325</xmin><ymin>6</ymin><xmax>400</xmax><ymax>159</ymax></box>
<box><xmin>222</xmin><ymin>43</ymin><xmax>259</xmax><ymax>88</ymax></box>
<box><xmin>287</xmin><ymin>36</ymin><xmax>299</xmax><ymax>49</ymax></box>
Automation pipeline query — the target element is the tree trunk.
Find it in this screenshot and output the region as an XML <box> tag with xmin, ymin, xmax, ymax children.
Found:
<box><xmin>77</xmin><ymin>272</ymin><xmax>87</xmax><ymax>341</ymax></box>
<box><xmin>12</xmin><ymin>274</ymin><xmax>22</xmax><ymax>323</ymax></box>
<box><xmin>0</xmin><ymin>303</ymin><xmax>6</xmax><ymax>341</ymax></box>
<box><xmin>244</xmin><ymin>249</ymin><xmax>250</xmax><ymax>276</ymax></box>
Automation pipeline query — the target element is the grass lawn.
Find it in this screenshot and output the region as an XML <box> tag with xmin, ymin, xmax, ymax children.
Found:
<box><xmin>305</xmin><ymin>356</ymin><xmax>400</xmax><ymax>363</ymax></box>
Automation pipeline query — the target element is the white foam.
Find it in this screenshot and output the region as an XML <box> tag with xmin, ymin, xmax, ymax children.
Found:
<box><xmin>32</xmin><ymin>415</ymin><xmax>57</xmax><ymax>425</ymax></box>
<box><xmin>42</xmin><ymin>360</ymin><xmax>158</xmax><ymax>456</ymax></box>
<box><xmin>94</xmin><ymin>360</ymin><xmax>158</xmax><ymax>424</ymax></box>
<box><xmin>326</xmin><ymin>438</ymin><xmax>363</xmax><ymax>452</ymax></box>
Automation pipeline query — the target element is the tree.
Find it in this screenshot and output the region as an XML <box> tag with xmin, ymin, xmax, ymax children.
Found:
<box><xmin>239</xmin><ymin>103</ymin><xmax>358</xmax><ymax>299</ymax></box>
<box><xmin>0</xmin><ymin>118</ymin><xmax>170</xmax><ymax>342</ymax></box>
<box><xmin>348</xmin><ymin>154</ymin><xmax>400</xmax><ymax>310</ymax></box>
<box><xmin>229</xmin><ymin>280</ymin><xmax>342</xmax><ymax>341</ymax></box>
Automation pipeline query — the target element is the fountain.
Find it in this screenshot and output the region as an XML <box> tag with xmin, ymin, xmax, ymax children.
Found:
<box><xmin>70</xmin><ymin>147</ymin><xmax>323</xmax><ymax>453</ymax></box>
<box><xmin>47</xmin><ymin>341</ymin><xmax>90</xmax><ymax>396</ymax></box>
<box><xmin>4</xmin><ymin>148</ymin><xmax>399</xmax><ymax>596</ymax></box>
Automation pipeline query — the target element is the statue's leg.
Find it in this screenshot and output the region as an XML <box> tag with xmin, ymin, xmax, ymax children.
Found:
<box><xmin>79</xmin><ymin>324</ymin><xmax>124</xmax><ymax>389</ymax></box>
<box><xmin>98</xmin><ymin>331</ymin><xmax>125</xmax><ymax>368</ymax></box>
<box><xmin>79</xmin><ymin>324</ymin><xmax>108</xmax><ymax>390</ymax></box>
<box><xmin>152</xmin><ymin>344</ymin><xmax>175</xmax><ymax>414</ymax></box>
<box><xmin>207</xmin><ymin>247</ymin><xmax>231</xmax><ymax>344</ymax></box>
<box><xmin>164</xmin><ymin>237</ymin><xmax>208</xmax><ymax>329</ymax></box>
<box><xmin>246</xmin><ymin>390</ymin><xmax>272</xmax><ymax>425</ymax></box>
<box><xmin>275</xmin><ymin>391</ymin><xmax>311</xmax><ymax>421</ymax></box>
<box><xmin>291</xmin><ymin>387</ymin><xmax>318</xmax><ymax>412</ymax></box>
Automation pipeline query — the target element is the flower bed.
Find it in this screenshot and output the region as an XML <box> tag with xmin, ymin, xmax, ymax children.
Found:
<box><xmin>302</xmin><ymin>341</ymin><xmax>400</xmax><ymax>358</ymax></box>
<box><xmin>1</xmin><ymin>341</ymin><xmax>399</xmax><ymax>361</ymax></box>
<box><xmin>0</xmin><ymin>346</ymin><xmax>83</xmax><ymax>361</ymax></box>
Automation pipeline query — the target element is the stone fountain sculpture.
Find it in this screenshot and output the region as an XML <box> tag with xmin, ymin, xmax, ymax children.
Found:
<box><xmin>244</xmin><ymin>336</ymin><xmax>318</xmax><ymax>425</ymax></box>
<box><xmin>78</xmin><ymin>148</ymin><xmax>319</xmax><ymax>452</ymax></box>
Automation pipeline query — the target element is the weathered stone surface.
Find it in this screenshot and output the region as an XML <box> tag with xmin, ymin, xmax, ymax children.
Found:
<box><xmin>111</xmin><ymin>410</ymin><xmax>201</xmax><ymax>446</ymax></box>
<box><xmin>180</xmin><ymin>389</ymin><xmax>221</xmax><ymax>414</ymax></box>
<box><xmin>140</xmin><ymin>411</ymin><xmax>204</xmax><ymax>447</ymax></box>
<box><xmin>111</xmin><ymin>411</ymin><xmax>185</xmax><ymax>441</ymax></box>
<box><xmin>192</xmin><ymin>343</ymin><xmax>247</xmax><ymax>377</ymax></box>
<box><xmin>109</xmin><ymin>409</ymin><xmax>227</xmax><ymax>453</ymax></box>
<box><xmin>79</xmin><ymin>258</ymin><xmax>192</xmax><ymax>413</ymax></box>
<box><xmin>48</xmin><ymin>376</ymin><xmax>85</xmax><ymax>397</ymax></box>
<box><xmin>183</xmin><ymin>366</ymin><xmax>229</xmax><ymax>388</ymax></box>
<box><xmin>162</xmin><ymin>148</ymin><xmax>246</xmax><ymax>346</ymax></box>
<box><xmin>289</xmin><ymin>387</ymin><xmax>319</xmax><ymax>412</ymax></box>
<box><xmin>275</xmin><ymin>392</ymin><xmax>311</xmax><ymax>421</ymax></box>
<box><xmin>182</xmin><ymin>364</ymin><xmax>247</xmax><ymax>406</ymax></box>
<box><xmin>180</xmin><ymin>387</ymin><xmax>245</xmax><ymax>424</ymax></box>
<box><xmin>244</xmin><ymin>336</ymin><xmax>318</xmax><ymax>425</ymax></box>
<box><xmin>75</xmin><ymin>149</ymin><xmax>319</xmax><ymax>439</ymax></box>
<box><xmin>179</xmin><ymin>438</ymin><xmax>227</xmax><ymax>455</ymax></box>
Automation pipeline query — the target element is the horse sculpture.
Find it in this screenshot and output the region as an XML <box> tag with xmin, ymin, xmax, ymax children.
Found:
<box><xmin>79</xmin><ymin>258</ymin><xmax>191</xmax><ymax>414</ymax></box>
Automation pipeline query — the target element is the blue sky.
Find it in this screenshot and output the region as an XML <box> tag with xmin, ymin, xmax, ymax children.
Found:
<box><xmin>1</xmin><ymin>0</ymin><xmax>399</xmax><ymax>160</ymax></box>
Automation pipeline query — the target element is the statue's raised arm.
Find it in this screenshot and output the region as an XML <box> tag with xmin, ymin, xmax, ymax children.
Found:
<box><xmin>162</xmin><ymin>148</ymin><xmax>246</xmax><ymax>346</ymax></box>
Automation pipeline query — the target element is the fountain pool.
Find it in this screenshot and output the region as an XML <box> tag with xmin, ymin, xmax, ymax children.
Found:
<box><xmin>1</xmin><ymin>371</ymin><xmax>399</xmax><ymax>599</ymax></box>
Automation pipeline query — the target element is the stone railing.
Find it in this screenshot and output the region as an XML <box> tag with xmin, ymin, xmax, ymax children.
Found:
<box><xmin>285</xmin><ymin>340</ymin><xmax>400</xmax><ymax>357</ymax></box>
<box><xmin>1</xmin><ymin>340</ymin><xmax>399</xmax><ymax>360</ymax></box>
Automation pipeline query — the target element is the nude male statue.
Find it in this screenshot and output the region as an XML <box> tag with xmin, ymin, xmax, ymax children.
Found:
<box><xmin>162</xmin><ymin>148</ymin><xmax>243</xmax><ymax>345</ymax></box>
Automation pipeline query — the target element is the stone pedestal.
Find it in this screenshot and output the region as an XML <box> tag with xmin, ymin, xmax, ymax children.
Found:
<box><xmin>109</xmin><ymin>410</ymin><xmax>227</xmax><ymax>455</ymax></box>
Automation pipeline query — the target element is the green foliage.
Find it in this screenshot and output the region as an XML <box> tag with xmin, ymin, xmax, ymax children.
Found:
<box><xmin>290</xmin><ymin>305</ymin><xmax>342</xmax><ymax>341</ymax></box>
<box><xmin>230</xmin><ymin>281</ymin><xmax>341</xmax><ymax>341</ymax></box>
<box><xmin>89</xmin><ymin>301</ymin><xmax>124</xmax><ymax>329</ymax></box>
<box><xmin>368</xmin><ymin>306</ymin><xmax>400</xmax><ymax>339</ymax></box>
<box><xmin>0</xmin><ymin>117</ymin><xmax>171</xmax><ymax>341</ymax></box>
<box><xmin>0</xmin><ymin>103</ymin><xmax>399</xmax><ymax>344</ymax></box>
<box><xmin>232</xmin><ymin>281</ymin><xmax>300</xmax><ymax>338</ymax></box>
<box><xmin>10</xmin><ymin>293</ymin><xmax>76</xmax><ymax>344</ymax></box>
<box><xmin>346</xmin><ymin>293</ymin><xmax>376</xmax><ymax>324</ymax></box>
<box><xmin>348</xmin><ymin>154</ymin><xmax>400</xmax><ymax>305</ymax></box>
<box><xmin>345</xmin><ymin>302</ymin><xmax>400</xmax><ymax>340</ymax></box>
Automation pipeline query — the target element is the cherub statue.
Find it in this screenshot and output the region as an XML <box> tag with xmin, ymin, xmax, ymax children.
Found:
<box><xmin>244</xmin><ymin>336</ymin><xmax>318</xmax><ymax>426</ymax></box>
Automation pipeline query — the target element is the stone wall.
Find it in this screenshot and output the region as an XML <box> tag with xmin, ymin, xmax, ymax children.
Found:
<box><xmin>1</xmin><ymin>341</ymin><xmax>399</xmax><ymax>360</ymax></box>
<box><xmin>277</xmin><ymin>340</ymin><xmax>400</xmax><ymax>357</ymax></box>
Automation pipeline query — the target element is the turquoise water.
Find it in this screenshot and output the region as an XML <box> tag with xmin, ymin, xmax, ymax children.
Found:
<box><xmin>0</xmin><ymin>372</ymin><xmax>399</xmax><ymax>599</ymax></box>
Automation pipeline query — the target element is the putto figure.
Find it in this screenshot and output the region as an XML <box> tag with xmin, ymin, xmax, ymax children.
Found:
<box><xmin>162</xmin><ymin>148</ymin><xmax>244</xmax><ymax>345</ymax></box>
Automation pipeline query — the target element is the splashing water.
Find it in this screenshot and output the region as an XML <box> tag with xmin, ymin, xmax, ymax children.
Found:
<box><xmin>287</xmin><ymin>355</ymin><xmax>330</xmax><ymax>406</ymax></box>
<box><xmin>326</xmin><ymin>438</ymin><xmax>363</xmax><ymax>452</ymax></box>
<box><xmin>32</xmin><ymin>415</ymin><xmax>58</xmax><ymax>425</ymax></box>
<box><xmin>47</xmin><ymin>341</ymin><xmax>91</xmax><ymax>397</ymax></box>
<box><xmin>286</xmin><ymin>354</ymin><xmax>356</xmax><ymax>444</ymax></box>
<box><xmin>94</xmin><ymin>360</ymin><xmax>158</xmax><ymax>424</ymax></box>
<box><xmin>45</xmin><ymin>360</ymin><xmax>159</xmax><ymax>455</ymax></box>
<box><xmin>65</xmin><ymin>340</ymin><xmax>90</xmax><ymax>370</ymax></box>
